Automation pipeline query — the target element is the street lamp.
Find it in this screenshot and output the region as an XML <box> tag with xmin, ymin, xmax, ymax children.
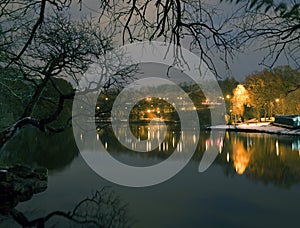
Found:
<box><xmin>275</xmin><ymin>98</ymin><xmax>280</xmax><ymax>115</ymax></box>
<box><xmin>226</xmin><ymin>94</ymin><xmax>232</xmax><ymax>125</ymax></box>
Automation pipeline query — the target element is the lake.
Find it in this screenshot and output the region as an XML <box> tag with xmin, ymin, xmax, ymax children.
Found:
<box><xmin>1</xmin><ymin>123</ymin><xmax>300</xmax><ymax>227</ymax></box>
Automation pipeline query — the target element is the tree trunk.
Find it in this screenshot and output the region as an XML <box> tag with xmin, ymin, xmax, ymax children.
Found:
<box><xmin>20</xmin><ymin>76</ymin><xmax>50</xmax><ymax>119</ymax></box>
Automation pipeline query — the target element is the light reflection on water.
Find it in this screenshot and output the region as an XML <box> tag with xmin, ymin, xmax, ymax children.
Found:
<box><xmin>2</xmin><ymin>125</ymin><xmax>300</xmax><ymax>227</ymax></box>
<box><xmin>75</xmin><ymin>123</ymin><xmax>300</xmax><ymax>179</ymax></box>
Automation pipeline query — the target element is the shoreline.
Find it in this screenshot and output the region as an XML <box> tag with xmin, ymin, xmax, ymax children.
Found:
<box><xmin>207</xmin><ymin>123</ymin><xmax>300</xmax><ymax>136</ymax></box>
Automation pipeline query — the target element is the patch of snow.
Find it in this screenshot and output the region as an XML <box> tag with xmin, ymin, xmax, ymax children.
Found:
<box><xmin>209</xmin><ymin>123</ymin><xmax>300</xmax><ymax>136</ymax></box>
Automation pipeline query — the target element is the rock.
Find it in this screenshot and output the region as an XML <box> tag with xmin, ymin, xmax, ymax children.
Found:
<box><xmin>0</xmin><ymin>169</ymin><xmax>14</xmax><ymax>182</ymax></box>
<box><xmin>0</xmin><ymin>181</ymin><xmax>13</xmax><ymax>193</ymax></box>
<box><xmin>33</xmin><ymin>167</ymin><xmax>48</xmax><ymax>181</ymax></box>
<box><xmin>33</xmin><ymin>180</ymin><xmax>48</xmax><ymax>194</ymax></box>
<box><xmin>8</xmin><ymin>164</ymin><xmax>34</xmax><ymax>178</ymax></box>
<box><xmin>0</xmin><ymin>164</ymin><xmax>48</xmax><ymax>214</ymax></box>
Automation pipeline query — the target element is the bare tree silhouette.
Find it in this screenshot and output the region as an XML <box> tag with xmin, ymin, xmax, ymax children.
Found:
<box><xmin>6</xmin><ymin>188</ymin><xmax>131</xmax><ymax>228</ymax></box>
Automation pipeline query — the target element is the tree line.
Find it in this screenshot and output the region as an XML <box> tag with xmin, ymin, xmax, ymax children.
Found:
<box><xmin>231</xmin><ymin>65</ymin><xmax>300</xmax><ymax>122</ymax></box>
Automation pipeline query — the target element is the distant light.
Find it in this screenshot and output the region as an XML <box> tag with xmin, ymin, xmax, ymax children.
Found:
<box><xmin>276</xmin><ymin>140</ymin><xmax>279</xmax><ymax>156</ymax></box>
<box><xmin>226</xmin><ymin>94</ymin><xmax>231</xmax><ymax>99</ymax></box>
<box><xmin>275</xmin><ymin>98</ymin><xmax>280</xmax><ymax>103</ymax></box>
<box><xmin>105</xmin><ymin>97</ymin><xmax>109</xmax><ymax>101</ymax></box>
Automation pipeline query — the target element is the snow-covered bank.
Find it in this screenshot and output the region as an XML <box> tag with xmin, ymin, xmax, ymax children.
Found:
<box><xmin>208</xmin><ymin>123</ymin><xmax>300</xmax><ymax>136</ymax></box>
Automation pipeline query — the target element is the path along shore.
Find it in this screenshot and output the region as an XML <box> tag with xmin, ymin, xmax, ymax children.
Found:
<box><xmin>207</xmin><ymin>123</ymin><xmax>300</xmax><ymax>136</ymax></box>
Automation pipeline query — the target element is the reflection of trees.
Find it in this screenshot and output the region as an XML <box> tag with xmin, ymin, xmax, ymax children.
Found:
<box><xmin>98</xmin><ymin>124</ymin><xmax>181</xmax><ymax>167</ymax></box>
<box><xmin>220</xmin><ymin>133</ymin><xmax>300</xmax><ymax>188</ymax></box>
<box><xmin>97</xmin><ymin>123</ymin><xmax>300</xmax><ymax>188</ymax></box>
<box><xmin>4</xmin><ymin>188</ymin><xmax>130</xmax><ymax>228</ymax></box>
<box><xmin>245</xmin><ymin>136</ymin><xmax>300</xmax><ymax>188</ymax></box>
<box><xmin>232</xmin><ymin>140</ymin><xmax>252</xmax><ymax>175</ymax></box>
<box><xmin>0</xmin><ymin>128</ymin><xmax>78</xmax><ymax>172</ymax></box>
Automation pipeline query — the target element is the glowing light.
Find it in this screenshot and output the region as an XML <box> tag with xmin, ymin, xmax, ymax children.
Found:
<box><xmin>276</xmin><ymin>139</ymin><xmax>279</xmax><ymax>156</ymax></box>
<box><xmin>146</xmin><ymin>141</ymin><xmax>152</xmax><ymax>152</ymax></box>
<box><xmin>178</xmin><ymin>141</ymin><xmax>182</xmax><ymax>152</ymax></box>
<box><xmin>232</xmin><ymin>141</ymin><xmax>251</xmax><ymax>175</ymax></box>
<box><xmin>226</xmin><ymin>152</ymin><xmax>230</xmax><ymax>163</ymax></box>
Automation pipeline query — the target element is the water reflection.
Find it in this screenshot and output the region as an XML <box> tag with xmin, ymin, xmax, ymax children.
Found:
<box><xmin>93</xmin><ymin>123</ymin><xmax>300</xmax><ymax>187</ymax></box>
<box><xmin>0</xmin><ymin>127</ymin><xmax>79</xmax><ymax>172</ymax></box>
<box><xmin>99</xmin><ymin>124</ymin><xmax>199</xmax><ymax>154</ymax></box>
<box><xmin>232</xmin><ymin>140</ymin><xmax>251</xmax><ymax>174</ymax></box>
<box><xmin>221</xmin><ymin>132</ymin><xmax>300</xmax><ymax>187</ymax></box>
<box><xmin>0</xmin><ymin>188</ymin><xmax>130</xmax><ymax>228</ymax></box>
<box><xmin>2</xmin><ymin>123</ymin><xmax>300</xmax><ymax>187</ymax></box>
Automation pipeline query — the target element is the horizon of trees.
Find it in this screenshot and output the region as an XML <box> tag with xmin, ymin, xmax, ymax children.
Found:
<box><xmin>230</xmin><ymin>65</ymin><xmax>300</xmax><ymax>121</ymax></box>
<box><xmin>95</xmin><ymin>65</ymin><xmax>300</xmax><ymax>125</ymax></box>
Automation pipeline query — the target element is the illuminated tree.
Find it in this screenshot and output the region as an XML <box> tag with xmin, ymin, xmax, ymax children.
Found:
<box><xmin>231</xmin><ymin>84</ymin><xmax>250</xmax><ymax>121</ymax></box>
<box><xmin>245</xmin><ymin>66</ymin><xmax>300</xmax><ymax>119</ymax></box>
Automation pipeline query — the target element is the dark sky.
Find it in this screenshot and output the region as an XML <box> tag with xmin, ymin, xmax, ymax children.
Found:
<box><xmin>68</xmin><ymin>0</ymin><xmax>291</xmax><ymax>82</ymax></box>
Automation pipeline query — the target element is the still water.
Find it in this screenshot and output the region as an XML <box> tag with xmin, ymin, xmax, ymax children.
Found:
<box><xmin>1</xmin><ymin>123</ymin><xmax>300</xmax><ymax>227</ymax></box>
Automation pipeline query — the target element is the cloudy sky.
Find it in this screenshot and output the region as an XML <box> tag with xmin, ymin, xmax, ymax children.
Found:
<box><xmin>67</xmin><ymin>0</ymin><xmax>291</xmax><ymax>82</ymax></box>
